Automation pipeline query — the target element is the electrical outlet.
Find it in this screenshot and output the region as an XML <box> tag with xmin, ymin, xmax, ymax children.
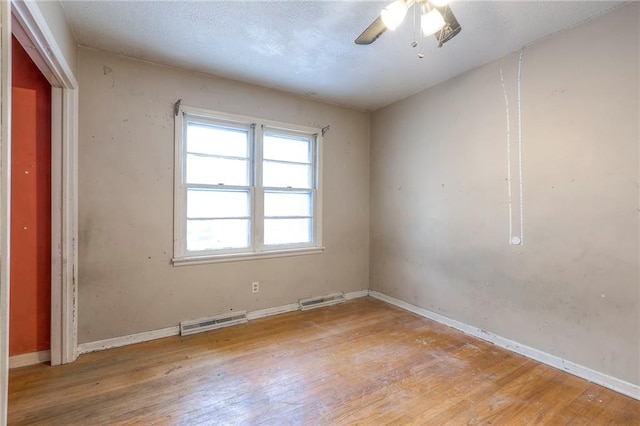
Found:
<box><xmin>252</xmin><ymin>281</ymin><xmax>259</xmax><ymax>294</ymax></box>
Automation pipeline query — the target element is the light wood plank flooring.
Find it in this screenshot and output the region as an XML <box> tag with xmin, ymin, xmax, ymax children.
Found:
<box><xmin>8</xmin><ymin>297</ymin><xmax>640</xmax><ymax>425</ymax></box>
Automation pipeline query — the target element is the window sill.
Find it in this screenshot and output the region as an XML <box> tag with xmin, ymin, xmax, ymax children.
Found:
<box><xmin>172</xmin><ymin>246</ymin><xmax>325</xmax><ymax>266</ymax></box>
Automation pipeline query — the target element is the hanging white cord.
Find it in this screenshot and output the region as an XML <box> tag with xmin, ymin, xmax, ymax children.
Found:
<box><xmin>517</xmin><ymin>48</ymin><xmax>524</xmax><ymax>244</ymax></box>
<box><xmin>499</xmin><ymin>66</ymin><xmax>513</xmax><ymax>242</ymax></box>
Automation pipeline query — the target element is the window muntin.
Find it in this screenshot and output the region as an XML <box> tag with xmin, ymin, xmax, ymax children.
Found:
<box><xmin>186</xmin><ymin>188</ymin><xmax>251</xmax><ymax>250</ymax></box>
<box><xmin>175</xmin><ymin>106</ymin><xmax>322</xmax><ymax>262</ymax></box>
<box><xmin>263</xmin><ymin>162</ymin><xmax>311</xmax><ymax>188</ymax></box>
<box><xmin>187</xmin><ymin>123</ymin><xmax>249</xmax><ymax>158</ymax></box>
<box><xmin>262</xmin><ymin>132</ymin><xmax>312</xmax><ymax>189</ymax></box>
<box><xmin>264</xmin><ymin>218</ymin><xmax>312</xmax><ymax>245</ymax></box>
<box><xmin>187</xmin><ymin>219</ymin><xmax>250</xmax><ymax>251</ymax></box>
<box><xmin>264</xmin><ymin>191</ymin><xmax>311</xmax><ymax>217</ymax></box>
<box><xmin>187</xmin><ymin>188</ymin><xmax>250</xmax><ymax>219</ymax></box>
<box><xmin>185</xmin><ymin>121</ymin><xmax>251</xmax><ymax>186</ymax></box>
<box><xmin>263</xmin><ymin>133</ymin><xmax>311</xmax><ymax>163</ymax></box>
<box><xmin>261</xmin><ymin>131</ymin><xmax>314</xmax><ymax>247</ymax></box>
<box><xmin>186</xmin><ymin>155</ymin><xmax>250</xmax><ymax>186</ymax></box>
<box><xmin>264</xmin><ymin>190</ymin><xmax>313</xmax><ymax>246</ymax></box>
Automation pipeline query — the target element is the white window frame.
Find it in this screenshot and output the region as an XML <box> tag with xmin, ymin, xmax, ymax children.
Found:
<box><xmin>173</xmin><ymin>104</ymin><xmax>323</xmax><ymax>265</ymax></box>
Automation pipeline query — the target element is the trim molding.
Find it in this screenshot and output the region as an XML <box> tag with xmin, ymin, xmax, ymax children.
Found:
<box><xmin>345</xmin><ymin>290</ymin><xmax>369</xmax><ymax>300</ymax></box>
<box><xmin>78</xmin><ymin>326</ymin><xmax>180</xmax><ymax>355</ymax></box>
<box><xmin>369</xmin><ymin>291</ymin><xmax>640</xmax><ymax>401</ymax></box>
<box><xmin>173</xmin><ymin>247</ymin><xmax>325</xmax><ymax>267</ymax></box>
<box><xmin>58</xmin><ymin>87</ymin><xmax>79</xmax><ymax>365</ymax></box>
<box><xmin>11</xmin><ymin>0</ymin><xmax>80</xmax><ymax>367</ymax></box>
<box><xmin>78</xmin><ymin>289</ymin><xmax>370</xmax><ymax>355</ymax></box>
<box><xmin>9</xmin><ymin>350</ymin><xmax>51</xmax><ymax>369</ymax></box>
<box><xmin>0</xmin><ymin>1</ymin><xmax>11</xmax><ymax>423</ymax></box>
<box><xmin>247</xmin><ymin>303</ymin><xmax>299</xmax><ymax>321</ymax></box>
<box><xmin>10</xmin><ymin>0</ymin><xmax>77</xmax><ymax>89</ymax></box>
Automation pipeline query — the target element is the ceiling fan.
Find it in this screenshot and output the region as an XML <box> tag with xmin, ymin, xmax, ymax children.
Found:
<box><xmin>355</xmin><ymin>0</ymin><xmax>461</xmax><ymax>48</ymax></box>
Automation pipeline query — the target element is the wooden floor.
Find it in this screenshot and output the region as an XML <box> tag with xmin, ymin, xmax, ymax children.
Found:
<box><xmin>8</xmin><ymin>298</ymin><xmax>640</xmax><ymax>425</ymax></box>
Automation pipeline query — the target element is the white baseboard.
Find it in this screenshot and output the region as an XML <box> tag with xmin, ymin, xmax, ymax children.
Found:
<box><xmin>369</xmin><ymin>290</ymin><xmax>640</xmax><ymax>401</ymax></box>
<box><xmin>247</xmin><ymin>303</ymin><xmax>299</xmax><ymax>321</ymax></box>
<box><xmin>78</xmin><ymin>289</ymin><xmax>370</xmax><ymax>355</ymax></box>
<box><xmin>78</xmin><ymin>326</ymin><xmax>180</xmax><ymax>355</ymax></box>
<box><xmin>344</xmin><ymin>289</ymin><xmax>370</xmax><ymax>300</ymax></box>
<box><xmin>9</xmin><ymin>350</ymin><xmax>51</xmax><ymax>369</ymax></box>
<box><xmin>73</xmin><ymin>288</ymin><xmax>640</xmax><ymax>401</ymax></box>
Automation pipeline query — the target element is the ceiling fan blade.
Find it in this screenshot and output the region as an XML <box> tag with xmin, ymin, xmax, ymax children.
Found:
<box><xmin>434</xmin><ymin>6</ymin><xmax>462</xmax><ymax>47</ymax></box>
<box><xmin>355</xmin><ymin>15</ymin><xmax>387</xmax><ymax>45</ymax></box>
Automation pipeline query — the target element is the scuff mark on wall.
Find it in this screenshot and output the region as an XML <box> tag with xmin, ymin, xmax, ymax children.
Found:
<box><xmin>103</xmin><ymin>65</ymin><xmax>114</xmax><ymax>88</ymax></box>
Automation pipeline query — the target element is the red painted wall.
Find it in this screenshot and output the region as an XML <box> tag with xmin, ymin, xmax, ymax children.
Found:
<box><xmin>10</xmin><ymin>36</ymin><xmax>51</xmax><ymax>356</ymax></box>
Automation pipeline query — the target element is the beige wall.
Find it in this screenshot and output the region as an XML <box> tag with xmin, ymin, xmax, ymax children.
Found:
<box><xmin>77</xmin><ymin>2</ymin><xmax>639</xmax><ymax>388</ymax></box>
<box><xmin>370</xmin><ymin>3</ymin><xmax>639</xmax><ymax>386</ymax></box>
<box><xmin>77</xmin><ymin>48</ymin><xmax>370</xmax><ymax>343</ymax></box>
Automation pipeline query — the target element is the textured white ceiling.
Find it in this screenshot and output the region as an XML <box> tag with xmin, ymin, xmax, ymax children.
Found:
<box><xmin>60</xmin><ymin>1</ymin><xmax>623</xmax><ymax>111</ymax></box>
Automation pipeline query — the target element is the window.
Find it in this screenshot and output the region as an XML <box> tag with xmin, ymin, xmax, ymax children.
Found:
<box><xmin>173</xmin><ymin>105</ymin><xmax>323</xmax><ymax>264</ymax></box>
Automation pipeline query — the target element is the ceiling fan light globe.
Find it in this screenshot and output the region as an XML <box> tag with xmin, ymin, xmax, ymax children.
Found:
<box><xmin>381</xmin><ymin>0</ymin><xmax>409</xmax><ymax>30</ymax></box>
<box><xmin>421</xmin><ymin>9</ymin><xmax>445</xmax><ymax>36</ymax></box>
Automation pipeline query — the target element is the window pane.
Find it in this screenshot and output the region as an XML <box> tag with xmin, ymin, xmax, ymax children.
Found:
<box><xmin>187</xmin><ymin>219</ymin><xmax>250</xmax><ymax>251</ymax></box>
<box><xmin>263</xmin><ymin>134</ymin><xmax>311</xmax><ymax>163</ymax></box>
<box><xmin>264</xmin><ymin>191</ymin><xmax>311</xmax><ymax>217</ymax></box>
<box><xmin>263</xmin><ymin>161</ymin><xmax>311</xmax><ymax>188</ymax></box>
<box><xmin>187</xmin><ymin>189</ymin><xmax>249</xmax><ymax>219</ymax></box>
<box><xmin>187</xmin><ymin>122</ymin><xmax>249</xmax><ymax>158</ymax></box>
<box><xmin>187</xmin><ymin>154</ymin><xmax>249</xmax><ymax>185</ymax></box>
<box><xmin>264</xmin><ymin>218</ymin><xmax>312</xmax><ymax>245</ymax></box>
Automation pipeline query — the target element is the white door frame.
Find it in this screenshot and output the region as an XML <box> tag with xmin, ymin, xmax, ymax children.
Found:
<box><xmin>0</xmin><ymin>1</ymin><xmax>78</xmax><ymax>417</ymax></box>
<box><xmin>0</xmin><ymin>0</ymin><xmax>12</xmax><ymax>423</ymax></box>
<box><xmin>3</xmin><ymin>0</ymin><xmax>79</xmax><ymax>417</ymax></box>
<box><xmin>8</xmin><ymin>0</ymin><xmax>78</xmax><ymax>366</ymax></box>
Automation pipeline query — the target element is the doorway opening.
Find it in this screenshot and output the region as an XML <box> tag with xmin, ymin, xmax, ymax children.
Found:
<box><xmin>9</xmin><ymin>35</ymin><xmax>52</xmax><ymax>367</ymax></box>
